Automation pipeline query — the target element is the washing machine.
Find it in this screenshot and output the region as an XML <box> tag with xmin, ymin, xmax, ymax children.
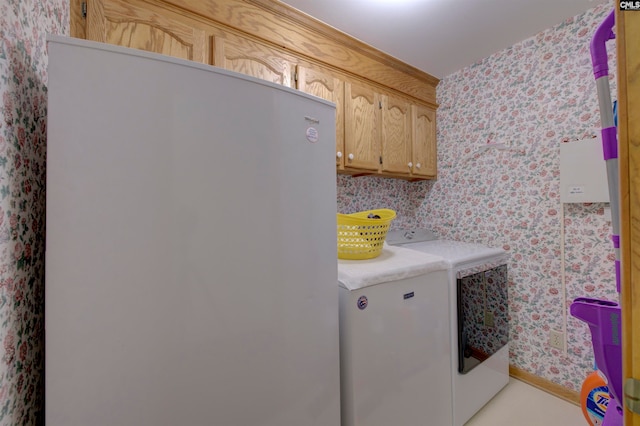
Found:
<box><xmin>338</xmin><ymin>245</ymin><xmax>452</xmax><ymax>426</ymax></box>
<box><xmin>387</xmin><ymin>229</ymin><xmax>510</xmax><ymax>426</ymax></box>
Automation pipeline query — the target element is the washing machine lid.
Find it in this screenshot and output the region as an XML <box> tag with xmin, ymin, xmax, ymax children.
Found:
<box><xmin>338</xmin><ymin>245</ymin><xmax>448</xmax><ymax>291</ymax></box>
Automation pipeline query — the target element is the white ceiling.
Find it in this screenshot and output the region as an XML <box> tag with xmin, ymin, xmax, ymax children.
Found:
<box><xmin>279</xmin><ymin>0</ymin><xmax>610</xmax><ymax>78</ymax></box>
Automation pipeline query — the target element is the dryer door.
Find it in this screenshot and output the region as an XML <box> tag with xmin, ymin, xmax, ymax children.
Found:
<box><xmin>457</xmin><ymin>263</ymin><xmax>509</xmax><ymax>374</ymax></box>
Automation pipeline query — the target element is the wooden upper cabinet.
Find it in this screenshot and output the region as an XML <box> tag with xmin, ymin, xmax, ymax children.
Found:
<box><xmin>412</xmin><ymin>104</ymin><xmax>437</xmax><ymax>178</ymax></box>
<box><xmin>296</xmin><ymin>65</ymin><xmax>344</xmax><ymax>167</ymax></box>
<box><xmin>213</xmin><ymin>35</ymin><xmax>295</xmax><ymax>87</ymax></box>
<box><xmin>84</xmin><ymin>0</ymin><xmax>206</xmax><ymax>63</ymax></box>
<box><xmin>344</xmin><ymin>81</ymin><xmax>381</xmax><ymax>171</ymax></box>
<box><xmin>381</xmin><ymin>93</ymin><xmax>412</xmax><ymax>175</ymax></box>
<box><xmin>74</xmin><ymin>0</ymin><xmax>438</xmax><ymax>180</ymax></box>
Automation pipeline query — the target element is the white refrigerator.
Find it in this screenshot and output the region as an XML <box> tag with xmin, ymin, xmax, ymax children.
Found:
<box><xmin>45</xmin><ymin>36</ymin><xmax>340</xmax><ymax>426</ymax></box>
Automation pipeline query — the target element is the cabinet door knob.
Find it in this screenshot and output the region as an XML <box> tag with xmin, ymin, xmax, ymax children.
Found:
<box><xmin>408</xmin><ymin>162</ymin><xmax>413</xmax><ymax>168</ymax></box>
<box><xmin>336</xmin><ymin>151</ymin><xmax>343</xmax><ymax>158</ymax></box>
<box><xmin>416</xmin><ymin>163</ymin><xmax>421</xmax><ymax>169</ymax></box>
<box><xmin>348</xmin><ymin>153</ymin><xmax>354</xmax><ymax>161</ymax></box>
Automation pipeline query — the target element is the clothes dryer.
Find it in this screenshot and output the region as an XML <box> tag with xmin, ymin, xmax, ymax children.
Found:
<box><xmin>387</xmin><ymin>230</ymin><xmax>510</xmax><ymax>426</ymax></box>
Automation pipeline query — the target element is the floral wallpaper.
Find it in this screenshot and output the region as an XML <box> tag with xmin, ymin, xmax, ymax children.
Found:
<box><xmin>0</xmin><ymin>0</ymin><xmax>67</xmax><ymax>424</ymax></box>
<box><xmin>338</xmin><ymin>1</ymin><xmax>616</xmax><ymax>392</ymax></box>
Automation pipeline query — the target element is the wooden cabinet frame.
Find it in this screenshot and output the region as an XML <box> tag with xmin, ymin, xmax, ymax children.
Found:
<box><xmin>71</xmin><ymin>0</ymin><xmax>439</xmax><ymax>180</ymax></box>
<box><xmin>618</xmin><ymin>8</ymin><xmax>640</xmax><ymax>426</ymax></box>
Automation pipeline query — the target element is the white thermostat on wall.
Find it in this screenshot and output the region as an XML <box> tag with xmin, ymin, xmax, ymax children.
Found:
<box><xmin>560</xmin><ymin>135</ymin><xmax>610</xmax><ymax>203</ymax></box>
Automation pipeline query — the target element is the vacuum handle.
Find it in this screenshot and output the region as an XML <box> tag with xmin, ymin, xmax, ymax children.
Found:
<box><xmin>590</xmin><ymin>10</ymin><xmax>615</xmax><ymax>79</ymax></box>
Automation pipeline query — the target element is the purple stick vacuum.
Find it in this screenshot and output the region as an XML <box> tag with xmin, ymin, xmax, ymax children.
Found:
<box><xmin>570</xmin><ymin>9</ymin><xmax>623</xmax><ymax>426</ymax></box>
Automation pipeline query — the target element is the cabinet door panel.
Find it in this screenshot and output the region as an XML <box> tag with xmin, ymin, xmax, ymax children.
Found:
<box><xmin>344</xmin><ymin>82</ymin><xmax>380</xmax><ymax>171</ymax></box>
<box><xmin>214</xmin><ymin>36</ymin><xmax>294</xmax><ymax>87</ymax></box>
<box><xmin>86</xmin><ymin>0</ymin><xmax>206</xmax><ymax>63</ymax></box>
<box><xmin>412</xmin><ymin>104</ymin><xmax>437</xmax><ymax>178</ymax></box>
<box><xmin>297</xmin><ymin>65</ymin><xmax>344</xmax><ymax>167</ymax></box>
<box><xmin>79</xmin><ymin>0</ymin><xmax>437</xmax><ymax>180</ymax></box>
<box><xmin>381</xmin><ymin>94</ymin><xmax>411</xmax><ymax>174</ymax></box>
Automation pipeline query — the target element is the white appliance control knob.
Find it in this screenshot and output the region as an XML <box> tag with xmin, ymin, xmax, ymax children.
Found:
<box><xmin>416</xmin><ymin>163</ymin><xmax>421</xmax><ymax>169</ymax></box>
<box><xmin>408</xmin><ymin>162</ymin><xmax>413</xmax><ymax>168</ymax></box>
<box><xmin>336</xmin><ymin>151</ymin><xmax>343</xmax><ymax>158</ymax></box>
<box><xmin>348</xmin><ymin>153</ymin><xmax>354</xmax><ymax>161</ymax></box>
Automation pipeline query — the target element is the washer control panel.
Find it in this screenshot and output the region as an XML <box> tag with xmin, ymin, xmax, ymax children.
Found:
<box><xmin>385</xmin><ymin>229</ymin><xmax>439</xmax><ymax>245</ymax></box>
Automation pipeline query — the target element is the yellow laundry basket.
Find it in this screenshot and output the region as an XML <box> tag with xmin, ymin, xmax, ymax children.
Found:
<box><xmin>337</xmin><ymin>209</ymin><xmax>396</xmax><ymax>260</ymax></box>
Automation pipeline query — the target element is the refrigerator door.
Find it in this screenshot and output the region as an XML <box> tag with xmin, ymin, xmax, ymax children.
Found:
<box><xmin>46</xmin><ymin>36</ymin><xmax>339</xmax><ymax>426</ymax></box>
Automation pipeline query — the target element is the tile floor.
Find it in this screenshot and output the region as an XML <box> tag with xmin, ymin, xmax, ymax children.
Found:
<box><xmin>465</xmin><ymin>378</ymin><xmax>587</xmax><ymax>426</ymax></box>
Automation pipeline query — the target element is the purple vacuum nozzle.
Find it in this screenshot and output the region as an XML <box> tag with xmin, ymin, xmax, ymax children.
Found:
<box><xmin>570</xmin><ymin>297</ymin><xmax>622</xmax><ymax>424</ymax></box>
<box><xmin>590</xmin><ymin>10</ymin><xmax>615</xmax><ymax>79</ymax></box>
